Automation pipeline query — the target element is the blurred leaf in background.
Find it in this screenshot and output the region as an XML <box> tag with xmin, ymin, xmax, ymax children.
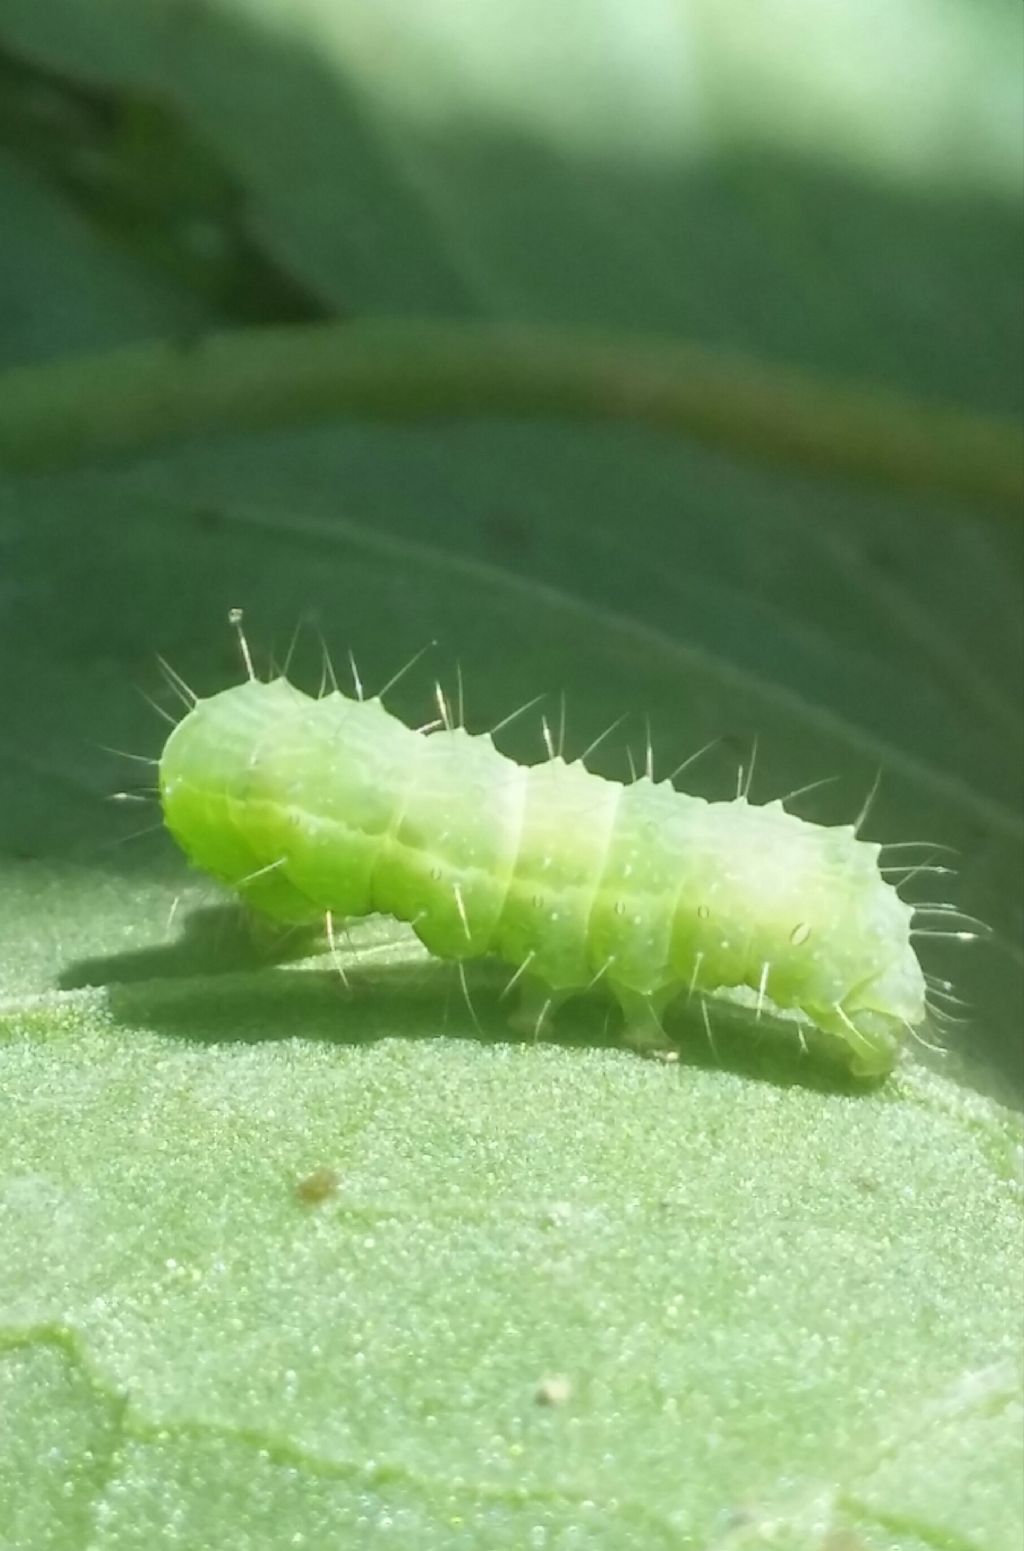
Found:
<box><xmin>0</xmin><ymin>3</ymin><xmax>1021</xmax><ymax>1547</ymax></box>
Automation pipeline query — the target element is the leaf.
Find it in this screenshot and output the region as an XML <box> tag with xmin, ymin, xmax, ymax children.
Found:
<box><xmin>1</xmin><ymin>0</ymin><xmax>1021</xmax><ymax>404</ymax></box>
<box><xmin>2</xmin><ymin>995</ymin><xmax>1022</xmax><ymax>1549</ymax></box>
<box><xmin>0</xmin><ymin>3</ymin><xmax>1021</xmax><ymax>1546</ymax></box>
<box><xmin>0</xmin><ymin>150</ymin><xmax>206</xmax><ymax>367</ymax></box>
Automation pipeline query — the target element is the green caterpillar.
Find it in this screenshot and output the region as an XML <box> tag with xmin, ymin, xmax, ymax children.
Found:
<box><xmin>156</xmin><ymin>625</ymin><xmax>940</xmax><ymax>1078</ymax></box>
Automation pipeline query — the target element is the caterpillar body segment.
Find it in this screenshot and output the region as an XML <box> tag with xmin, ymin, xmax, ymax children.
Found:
<box><xmin>159</xmin><ymin>677</ymin><xmax>927</xmax><ymax>1077</ymax></box>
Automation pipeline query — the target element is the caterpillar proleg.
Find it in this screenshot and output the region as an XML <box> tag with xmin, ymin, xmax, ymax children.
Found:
<box><xmin>157</xmin><ymin>622</ymin><xmax>937</xmax><ymax>1078</ymax></box>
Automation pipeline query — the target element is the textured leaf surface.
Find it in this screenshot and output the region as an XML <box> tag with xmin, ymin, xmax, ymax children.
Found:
<box><xmin>0</xmin><ymin>2</ymin><xmax>1022</xmax><ymax>1546</ymax></box>
<box><xmin>2</xmin><ymin>994</ymin><xmax>1022</xmax><ymax>1550</ymax></box>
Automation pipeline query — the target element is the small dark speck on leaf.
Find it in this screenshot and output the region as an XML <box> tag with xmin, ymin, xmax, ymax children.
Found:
<box><xmin>534</xmin><ymin>1374</ymin><xmax>572</xmax><ymax>1406</ymax></box>
<box><xmin>294</xmin><ymin>1165</ymin><xmax>343</xmax><ymax>1205</ymax></box>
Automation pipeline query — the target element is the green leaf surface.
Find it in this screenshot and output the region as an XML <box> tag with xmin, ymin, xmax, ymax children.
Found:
<box><xmin>0</xmin><ymin>151</ymin><xmax>207</xmax><ymax>367</ymax></box>
<box><xmin>2</xmin><ymin>0</ymin><xmax>1021</xmax><ymax>409</ymax></box>
<box><xmin>2</xmin><ymin>989</ymin><xmax>1022</xmax><ymax>1550</ymax></box>
<box><xmin>0</xmin><ymin>3</ymin><xmax>1022</xmax><ymax>1546</ymax></box>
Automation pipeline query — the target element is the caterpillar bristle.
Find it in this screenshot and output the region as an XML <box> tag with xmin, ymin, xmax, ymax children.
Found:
<box><xmin>912</xmin><ymin>906</ymin><xmax>992</xmax><ymax>936</ymax></box>
<box><xmin>881</xmin><ymin>863</ymin><xmax>957</xmax><ymax>881</ymax></box>
<box><xmin>740</xmin><ymin>734</ymin><xmax>759</xmax><ymax>801</ymax></box>
<box><xmin>926</xmin><ymin>1001</ymin><xmax>971</xmax><ymax>1029</ymax></box>
<box><xmin>879</xmin><ymin>840</ymin><xmax>959</xmax><ymax>855</ymax></box>
<box><xmin>433</xmin><ymin>680</ymin><xmax>452</xmax><ymax>731</ymax></box>
<box><xmin>852</xmin><ymin>767</ymin><xmax>882</xmax><ymax>837</ymax></box>
<box><xmin>911</xmin><ymin>929</ymin><xmax>981</xmax><ymax>942</ymax></box>
<box><xmin>699</xmin><ymin>996</ymin><xmax>719</xmax><ymax>1061</ymax></box>
<box><xmin>280</xmin><ymin>616</ymin><xmax>306</xmax><ymax>681</ymax></box>
<box><xmin>98</xmin><ymin>744</ymin><xmax>160</xmax><ymax>767</ymax></box>
<box><xmin>317</xmin><ymin>631</ymin><xmax>339</xmax><ymax>697</ymax></box>
<box><xmin>533</xmin><ymin>997</ymin><xmax>554</xmax><ymax>1041</ymax></box>
<box><xmin>489</xmin><ymin>693</ymin><xmax>547</xmax><ymax>740</ymax></box>
<box><xmin>324</xmin><ymin>909</ymin><xmax>351</xmax><ymax>989</ymax></box>
<box><xmin>509</xmin><ymin>978</ymin><xmax>555</xmax><ymax>1042</ymax></box>
<box><xmin>453</xmin><ymin>882</ymin><xmax>472</xmax><ymax>942</ymax></box>
<box><xmin>235</xmin><ymin>856</ymin><xmax>288</xmax><ymax>890</ymax></box>
<box><xmin>156</xmin><ymin>654</ymin><xmax>197</xmax><ymax>709</ymax></box>
<box><xmin>346</xmin><ymin>646</ymin><xmax>364</xmax><ymax>702</ymax></box>
<box><xmin>924</xmin><ymin>971</ymin><xmax>969</xmax><ymax>1004</ymax></box>
<box><xmin>894</xmin><ymin>857</ymin><xmax>958</xmax><ymax>890</ymax></box>
<box><xmin>106</xmin><ymin>818</ymin><xmax>166</xmax><ymax>847</ymax></box>
<box><xmin>754</xmin><ymin>959</ymin><xmax>771</xmax><ymax>1022</ymax></box>
<box><xmin>833</xmin><ymin>1001</ymin><xmax>874</xmax><ymax>1059</ymax></box>
<box><xmin>776</xmin><ymin>774</ymin><xmax>839</xmax><ymax>811</ymax></box>
<box><xmin>580</xmin><ymin>714</ymin><xmax>628</xmax><ymax>767</ymax></box>
<box><xmin>500</xmin><ymin>950</ymin><xmax>537</xmax><ymax>1001</ymax></box>
<box><xmin>901</xmin><ymin>1016</ymin><xmax>948</xmax><ymax>1056</ymax></box>
<box><xmin>228</xmin><ymin>607</ymin><xmax>256</xmax><ymax>682</ymax></box>
<box><xmin>584</xmin><ymin>958</ymin><xmax>613</xmax><ymax>994</ymax></box>
<box><xmin>687</xmin><ymin>951</ymin><xmax>705</xmax><ymax>1002</ymax></box>
<box><xmin>137</xmin><ymin>685</ymin><xmax>179</xmax><ymax>728</ymax></box>
<box><xmin>668</xmin><ymin>738</ymin><xmax>721</xmax><ymax>786</ymax></box>
<box><xmin>455</xmin><ymin>960</ymin><xmax>482</xmax><ymax>1033</ymax></box>
<box><xmin>925</xmin><ymin>987</ymin><xmax>971</xmax><ymax>1013</ymax></box>
<box><xmin>455</xmin><ymin>661</ymin><xmax>466</xmax><ymax>730</ymax></box>
<box><xmin>377</xmin><ymin>641</ymin><xmax>436</xmax><ymax>702</ymax></box>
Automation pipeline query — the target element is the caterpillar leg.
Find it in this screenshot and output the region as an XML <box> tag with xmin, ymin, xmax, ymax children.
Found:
<box><xmin>507</xmin><ymin>977</ymin><xmax>570</xmax><ymax>1042</ymax></box>
<box><xmin>615</xmin><ymin>986</ymin><xmax>675</xmax><ymax>1056</ymax></box>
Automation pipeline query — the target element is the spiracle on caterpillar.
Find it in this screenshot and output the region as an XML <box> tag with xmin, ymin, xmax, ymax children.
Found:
<box><xmin>153</xmin><ymin>611</ymin><xmax>982</xmax><ymax>1079</ymax></box>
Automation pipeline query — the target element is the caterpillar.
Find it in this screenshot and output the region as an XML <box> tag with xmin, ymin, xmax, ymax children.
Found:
<box><xmin>155</xmin><ymin>617</ymin><xmax>956</xmax><ymax>1079</ymax></box>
